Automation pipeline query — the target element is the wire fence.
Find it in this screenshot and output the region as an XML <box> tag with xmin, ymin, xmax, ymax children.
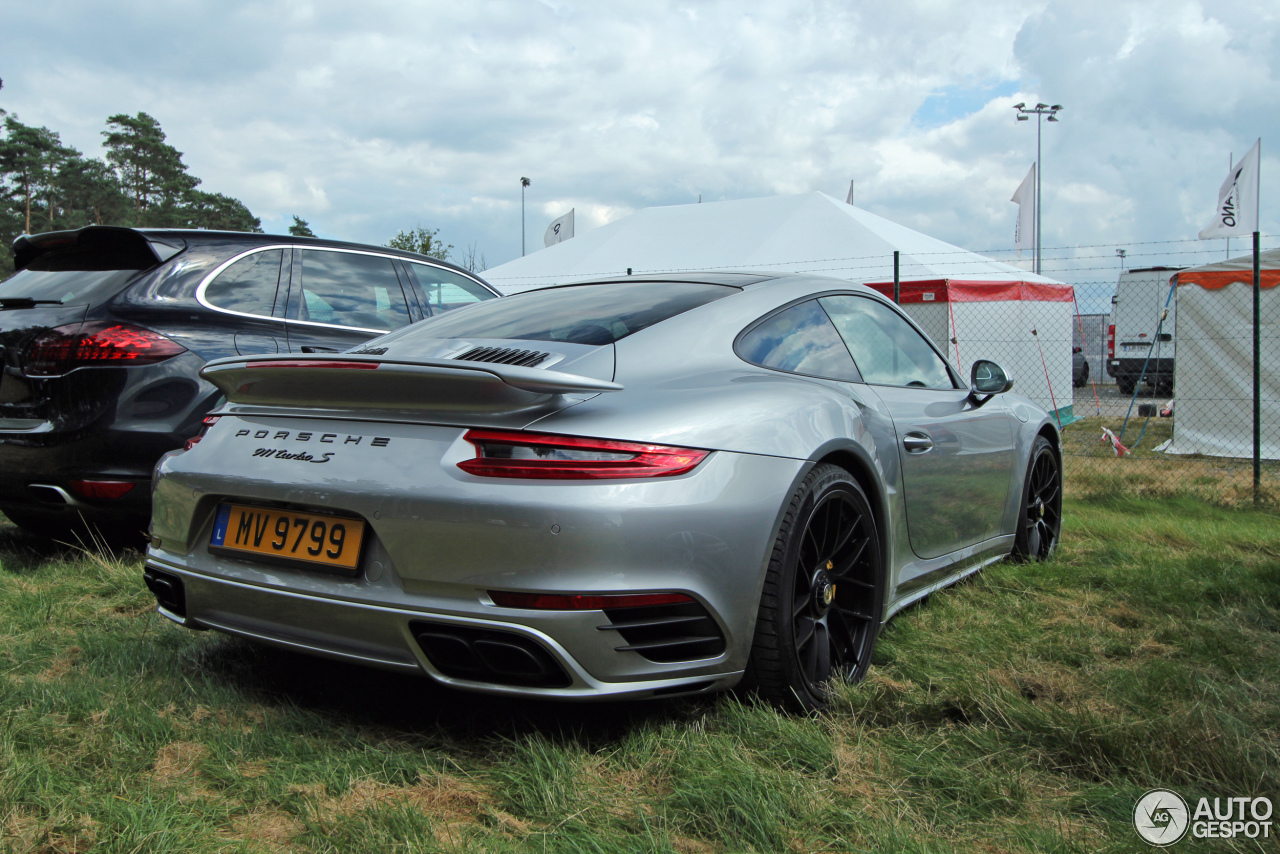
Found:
<box><xmin>490</xmin><ymin>236</ymin><xmax>1280</xmax><ymax>505</ymax></box>
<box><xmin>901</xmin><ymin>270</ymin><xmax>1279</xmax><ymax>506</ymax></box>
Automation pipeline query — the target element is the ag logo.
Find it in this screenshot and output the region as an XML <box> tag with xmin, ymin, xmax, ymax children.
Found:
<box><xmin>1134</xmin><ymin>789</ymin><xmax>1190</xmax><ymax>846</ymax></box>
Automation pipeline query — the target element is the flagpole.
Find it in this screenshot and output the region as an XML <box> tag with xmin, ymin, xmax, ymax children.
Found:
<box><xmin>1253</xmin><ymin>140</ymin><xmax>1262</xmax><ymax>503</ymax></box>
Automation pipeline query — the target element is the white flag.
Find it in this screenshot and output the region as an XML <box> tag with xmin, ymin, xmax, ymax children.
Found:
<box><xmin>1011</xmin><ymin>163</ymin><xmax>1035</xmax><ymax>257</ymax></box>
<box><xmin>845</xmin><ymin>180</ymin><xmax>855</xmax><ymax>205</ymax></box>
<box><xmin>543</xmin><ymin>209</ymin><xmax>574</xmax><ymax>247</ymax></box>
<box><xmin>1199</xmin><ymin>138</ymin><xmax>1260</xmax><ymax>239</ymax></box>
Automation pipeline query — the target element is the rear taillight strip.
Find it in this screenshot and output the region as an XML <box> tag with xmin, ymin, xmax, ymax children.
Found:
<box><xmin>458</xmin><ymin>429</ymin><xmax>708</xmax><ymax>480</ymax></box>
<box><xmin>184</xmin><ymin>415</ymin><xmax>221</xmax><ymax>451</ymax></box>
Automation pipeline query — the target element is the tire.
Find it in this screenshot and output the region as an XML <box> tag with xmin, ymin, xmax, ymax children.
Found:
<box><xmin>1073</xmin><ymin>361</ymin><xmax>1089</xmax><ymax>388</ymax></box>
<box><xmin>1116</xmin><ymin>377</ymin><xmax>1136</xmax><ymax>395</ymax></box>
<box><xmin>746</xmin><ymin>464</ymin><xmax>884</xmax><ymax>713</ymax></box>
<box><xmin>1011</xmin><ymin>436</ymin><xmax>1061</xmax><ymax>562</ymax></box>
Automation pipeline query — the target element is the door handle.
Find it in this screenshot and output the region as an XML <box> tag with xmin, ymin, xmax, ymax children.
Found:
<box><xmin>903</xmin><ymin>432</ymin><xmax>934</xmax><ymax>454</ymax></box>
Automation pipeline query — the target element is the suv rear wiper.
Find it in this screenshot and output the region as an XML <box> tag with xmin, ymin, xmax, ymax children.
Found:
<box><xmin>0</xmin><ymin>298</ymin><xmax>64</xmax><ymax>310</ymax></box>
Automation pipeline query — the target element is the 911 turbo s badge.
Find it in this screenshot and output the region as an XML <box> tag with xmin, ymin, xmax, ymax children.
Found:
<box><xmin>252</xmin><ymin>447</ymin><xmax>333</xmax><ymax>463</ymax></box>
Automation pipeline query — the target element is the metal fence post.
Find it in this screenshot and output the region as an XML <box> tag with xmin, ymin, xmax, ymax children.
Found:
<box><xmin>1254</xmin><ymin>230</ymin><xmax>1262</xmax><ymax>504</ymax></box>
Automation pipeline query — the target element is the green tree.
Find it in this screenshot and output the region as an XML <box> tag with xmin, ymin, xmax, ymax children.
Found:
<box><xmin>183</xmin><ymin>191</ymin><xmax>263</xmax><ymax>233</ymax></box>
<box><xmin>101</xmin><ymin>112</ymin><xmax>199</xmax><ymax>222</ymax></box>
<box><xmin>288</xmin><ymin>215</ymin><xmax>315</xmax><ymax>237</ymax></box>
<box><xmin>0</xmin><ymin>116</ymin><xmax>73</xmax><ymax>234</ymax></box>
<box><xmin>54</xmin><ymin>153</ymin><xmax>130</xmax><ymax>228</ymax></box>
<box><xmin>387</xmin><ymin>225</ymin><xmax>451</xmax><ymax>260</ymax></box>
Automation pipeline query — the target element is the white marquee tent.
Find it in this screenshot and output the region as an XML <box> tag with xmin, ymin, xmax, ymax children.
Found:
<box><xmin>1156</xmin><ymin>248</ymin><xmax>1280</xmax><ymax>459</ymax></box>
<box><xmin>484</xmin><ymin>192</ymin><xmax>1076</xmax><ymax>420</ymax></box>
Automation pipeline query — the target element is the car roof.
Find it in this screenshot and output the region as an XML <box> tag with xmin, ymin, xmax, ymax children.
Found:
<box><xmin>133</xmin><ymin>228</ymin><xmax>481</xmax><ymax>275</ymax></box>
<box><xmin>12</xmin><ymin>225</ymin><xmax>485</xmax><ymax>282</ymax></box>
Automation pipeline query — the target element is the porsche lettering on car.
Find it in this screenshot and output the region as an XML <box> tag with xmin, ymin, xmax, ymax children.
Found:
<box><xmin>144</xmin><ymin>272</ymin><xmax>1062</xmax><ymax>710</ymax></box>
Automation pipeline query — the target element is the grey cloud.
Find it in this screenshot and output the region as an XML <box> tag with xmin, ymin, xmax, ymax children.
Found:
<box><xmin>1</xmin><ymin>0</ymin><xmax>1275</xmax><ymax>274</ymax></box>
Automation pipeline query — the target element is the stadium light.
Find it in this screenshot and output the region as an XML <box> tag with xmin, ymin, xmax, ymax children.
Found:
<box><xmin>1013</xmin><ymin>102</ymin><xmax>1064</xmax><ymax>274</ymax></box>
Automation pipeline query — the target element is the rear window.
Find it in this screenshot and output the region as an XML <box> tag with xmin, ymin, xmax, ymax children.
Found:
<box><xmin>0</xmin><ymin>266</ymin><xmax>141</xmax><ymax>306</ymax></box>
<box><xmin>397</xmin><ymin>281</ymin><xmax>735</xmax><ymax>345</ymax></box>
<box><xmin>1</xmin><ymin>241</ymin><xmax>160</xmax><ymax>305</ymax></box>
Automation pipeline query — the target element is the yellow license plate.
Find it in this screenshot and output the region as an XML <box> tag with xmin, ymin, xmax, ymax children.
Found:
<box><xmin>210</xmin><ymin>503</ymin><xmax>366</xmax><ymax>572</ymax></box>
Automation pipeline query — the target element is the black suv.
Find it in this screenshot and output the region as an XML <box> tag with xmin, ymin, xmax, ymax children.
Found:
<box><xmin>0</xmin><ymin>226</ymin><xmax>499</xmax><ymax>539</ymax></box>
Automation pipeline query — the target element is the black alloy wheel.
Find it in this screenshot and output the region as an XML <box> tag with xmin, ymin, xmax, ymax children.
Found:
<box><xmin>746</xmin><ymin>464</ymin><xmax>883</xmax><ymax>712</ymax></box>
<box><xmin>1012</xmin><ymin>436</ymin><xmax>1061</xmax><ymax>562</ymax></box>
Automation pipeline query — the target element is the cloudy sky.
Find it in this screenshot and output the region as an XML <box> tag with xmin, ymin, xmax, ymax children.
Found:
<box><xmin>3</xmin><ymin>0</ymin><xmax>1277</xmax><ymax>297</ymax></box>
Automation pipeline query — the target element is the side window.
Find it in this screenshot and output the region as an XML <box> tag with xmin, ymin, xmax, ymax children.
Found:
<box><xmin>204</xmin><ymin>249</ymin><xmax>282</xmax><ymax>316</ymax></box>
<box><xmin>819</xmin><ymin>295</ymin><xmax>955</xmax><ymax>389</ymax></box>
<box><xmin>737</xmin><ymin>300</ymin><xmax>860</xmax><ymax>382</ymax></box>
<box><xmin>288</xmin><ymin>250</ymin><xmax>411</xmax><ymax>331</ymax></box>
<box><xmin>408</xmin><ymin>263</ymin><xmax>495</xmax><ymax>314</ymax></box>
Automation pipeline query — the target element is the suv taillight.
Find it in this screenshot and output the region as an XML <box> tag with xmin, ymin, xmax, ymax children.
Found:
<box><xmin>25</xmin><ymin>322</ymin><xmax>187</xmax><ymax>377</ymax></box>
<box><xmin>1106</xmin><ymin>324</ymin><xmax>1115</xmax><ymax>360</ymax></box>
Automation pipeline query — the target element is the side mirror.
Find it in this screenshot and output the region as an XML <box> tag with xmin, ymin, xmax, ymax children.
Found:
<box><xmin>970</xmin><ymin>360</ymin><xmax>1014</xmax><ymax>402</ymax></box>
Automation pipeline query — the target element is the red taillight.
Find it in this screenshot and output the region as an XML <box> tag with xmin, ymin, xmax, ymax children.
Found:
<box><xmin>488</xmin><ymin>591</ymin><xmax>694</xmax><ymax>610</ymax></box>
<box><xmin>69</xmin><ymin>480</ymin><xmax>135</xmax><ymax>500</ymax></box>
<box><xmin>458</xmin><ymin>429</ymin><xmax>709</xmax><ymax>479</ymax></box>
<box><xmin>245</xmin><ymin>360</ymin><xmax>380</xmax><ymax>370</ymax></box>
<box><xmin>1107</xmin><ymin>324</ymin><xmax>1116</xmax><ymax>359</ymax></box>
<box><xmin>25</xmin><ymin>322</ymin><xmax>187</xmax><ymax>377</ymax></box>
<box><xmin>184</xmin><ymin>415</ymin><xmax>221</xmax><ymax>451</ymax></box>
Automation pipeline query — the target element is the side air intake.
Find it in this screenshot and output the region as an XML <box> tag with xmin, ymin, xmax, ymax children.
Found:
<box><xmin>453</xmin><ymin>346</ymin><xmax>549</xmax><ymax>367</ymax></box>
<box><xmin>600</xmin><ymin>600</ymin><xmax>726</xmax><ymax>663</ymax></box>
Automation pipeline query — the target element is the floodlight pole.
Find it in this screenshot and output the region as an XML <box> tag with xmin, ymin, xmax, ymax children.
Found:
<box><xmin>520</xmin><ymin>177</ymin><xmax>531</xmax><ymax>256</ymax></box>
<box><xmin>1013</xmin><ymin>102</ymin><xmax>1063</xmax><ymax>275</ymax></box>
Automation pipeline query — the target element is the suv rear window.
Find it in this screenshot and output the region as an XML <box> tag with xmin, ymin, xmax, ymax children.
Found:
<box><xmin>1</xmin><ymin>241</ymin><xmax>156</xmax><ymax>306</ymax></box>
<box><xmin>397</xmin><ymin>281</ymin><xmax>735</xmax><ymax>346</ymax></box>
<box><xmin>0</xmin><ymin>265</ymin><xmax>141</xmax><ymax>306</ymax></box>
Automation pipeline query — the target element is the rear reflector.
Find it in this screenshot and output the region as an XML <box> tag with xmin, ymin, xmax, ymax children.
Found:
<box><xmin>70</xmin><ymin>480</ymin><xmax>135</xmax><ymax>500</ymax></box>
<box><xmin>488</xmin><ymin>591</ymin><xmax>694</xmax><ymax>610</ymax></box>
<box><xmin>458</xmin><ymin>429</ymin><xmax>708</xmax><ymax>479</ymax></box>
<box><xmin>25</xmin><ymin>322</ymin><xmax>187</xmax><ymax>377</ymax></box>
<box><xmin>245</xmin><ymin>360</ymin><xmax>379</xmax><ymax>370</ymax></box>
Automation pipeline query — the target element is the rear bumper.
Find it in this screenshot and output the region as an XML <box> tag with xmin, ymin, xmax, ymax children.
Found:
<box><xmin>145</xmin><ymin>557</ymin><xmax>742</xmax><ymax>700</ymax></box>
<box><xmin>1106</xmin><ymin>356</ymin><xmax>1173</xmax><ymax>381</ymax></box>
<box><xmin>146</xmin><ymin>427</ymin><xmax>803</xmax><ymax>699</ymax></box>
<box><xmin>0</xmin><ymin>429</ymin><xmax>156</xmax><ymax>519</ymax></box>
<box><xmin>0</xmin><ymin>354</ymin><xmax>219</xmax><ymax>520</ymax></box>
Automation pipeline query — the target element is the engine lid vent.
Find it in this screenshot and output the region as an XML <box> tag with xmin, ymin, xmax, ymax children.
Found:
<box><xmin>453</xmin><ymin>346</ymin><xmax>549</xmax><ymax>367</ymax></box>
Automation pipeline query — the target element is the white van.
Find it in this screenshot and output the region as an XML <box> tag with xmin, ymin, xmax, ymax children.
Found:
<box><xmin>1106</xmin><ymin>266</ymin><xmax>1181</xmax><ymax>395</ymax></box>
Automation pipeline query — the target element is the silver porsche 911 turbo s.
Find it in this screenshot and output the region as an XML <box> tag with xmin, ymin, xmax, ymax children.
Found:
<box><xmin>144</xmin><ymin>272</ymin><xmax>1062</xmax><ymax>711</ymax></box>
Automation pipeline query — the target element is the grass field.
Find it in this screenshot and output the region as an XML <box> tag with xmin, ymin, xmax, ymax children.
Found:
<box><xmin>1</xmin><ymin>494</ymin><xmax>1278</xmax><ymax>853</ymax></box>
<box><xmin>1062</xmin><ymin>415</ymin><xmax>1280</xmax><ymax>505</ymax></box>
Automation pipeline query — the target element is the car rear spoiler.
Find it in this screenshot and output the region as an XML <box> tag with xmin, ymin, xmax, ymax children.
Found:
<box><xmin>12</xmin><ymin>226</ymin><xmax>185</xmax><ymax>272</ymax></box>
<box><xmin>200</xmin><ymin>354</ymin><xmax>623</xmax><ymax>413</ymax></box>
